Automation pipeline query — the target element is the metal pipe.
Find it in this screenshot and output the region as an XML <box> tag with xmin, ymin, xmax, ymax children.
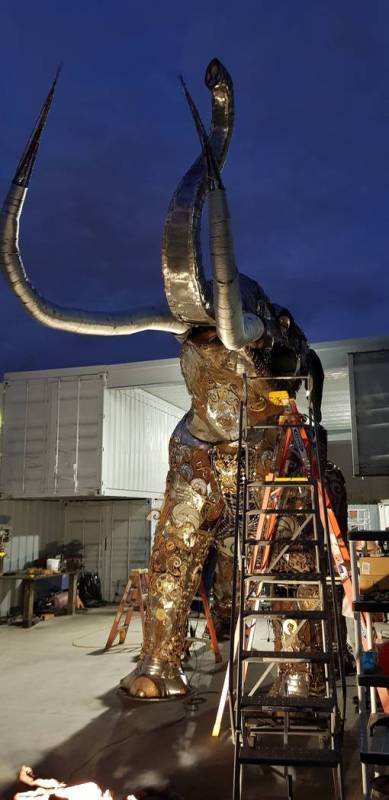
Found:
<box><xmin>1</xmin><ymin>71</ymin><xmax>189</xmax><ymax>337</ymax></box>
<box><xmin>208</xmin><ymin>188</ymin><xmax>264</xmax><ymax>349</ymax></box>
<box><xmin>161</xmin><ymin>58</ymin><xmax>234</xmax><ymax>325</ymax></box>
<box><xmin>0</xmin><ymin>183</ymin><xmax>189</xmax><ymax>336</ymax></box>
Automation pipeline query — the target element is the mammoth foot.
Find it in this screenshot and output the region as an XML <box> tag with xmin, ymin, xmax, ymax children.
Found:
<box><xmin>120</xmin><ymin>655</ymin><xmax>189</xmax><ymax>700</ymax></box>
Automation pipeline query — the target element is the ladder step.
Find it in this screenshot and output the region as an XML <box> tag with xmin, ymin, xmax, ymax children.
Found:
<box><xmin>247</xmin><ymin>479</ymin><xmax>313</xmax><ymax>488</ymax></box>
<box><xmin>244</xmin><ymin>537</ymin><xmax>319</xmax><ymax>547</ymax></box>
<box><xmin>241</xmin><ymin>649</ymin><xmax>329</xmax><ymax>663</ymax></box>
<box><xmin>238</xmin><ymin>744</ymin><xmax>340</xmax><ymax>767</ymax></box>
<box><xmin>353</xmin><ymin>600</ymin><xmax>389</xmax><ymax>613</ymax></box>
<box><xmin>348</xmin><ymin>530</ymin><xmax>389</xmax><ymax>542</ymax></box>
<box><xmin>360</xmin><ymin>751</ymin><xmax>389</xmax><ymax>766</ymax></box>
<box><xmin>242</xmin><ymin>694</ymin><xmax>335</xmax><ymax>712</ymax></box>
<box><xmin>246</xmin><ymin>508</ymin><xmax>314</xmax><ymax>517</ymax></box>
<box><xmin>358</xmin><ymin>675</ymin><xmax>389</xmax><ymax>689</ymax></box>
<box><xmin>244</xmin><ymin>571</ymin><xmax>324</xmax><ymax>582</ymax></box>
<box><xmin>243</xmin><ymin>609</ymin><xmax>325</xmax><ymax>620</ymax></box>
<box><xmin>246</xmin><ymin>423</ymin><xmax>312</xmax><ymax>431</ymax></box>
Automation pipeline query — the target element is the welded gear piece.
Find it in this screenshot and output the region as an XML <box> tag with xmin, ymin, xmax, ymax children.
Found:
<box><xmin>171</xmin><ymin>502</ymin><xmax>201</xmax><ymax>529</ymax></box>
<box><xmin>296</xmin><ymin>584</ymin><xmax>320</xmax><ymax>612</ymax></box>
<box><xmin>207</xmin><ymin>385</ymin><xmax>241</xmax><ymax>433</ymax></box>
<box><xmin>190</xmin><ymin>477</ymin><xmax>207</xmax><ymax>496</ymax></box>
<box><xmin>213</xmin><ymin>448</ymin><xmax>238</xmax><ymax>495</ymax></box>
<box><xmin>179</xmin><ymin>463</ymin><xmax>194</xmax><ymax>482</ymax></box>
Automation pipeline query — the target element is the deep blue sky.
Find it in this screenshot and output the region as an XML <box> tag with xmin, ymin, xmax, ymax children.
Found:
<box><xmin>0</xmin><ymin>1</ymin><xmax>388</xmax><ymax>373</ymax></box>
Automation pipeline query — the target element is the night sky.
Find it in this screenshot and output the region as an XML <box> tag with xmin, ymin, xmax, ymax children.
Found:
<box><xmin>0</xmin><ymin>1</ymin><xmax>388</xmax><ymax>374</ymax></box>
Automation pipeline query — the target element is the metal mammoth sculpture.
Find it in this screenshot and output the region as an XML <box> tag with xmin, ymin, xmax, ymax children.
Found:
<box><xmin>0</xmin><ymin>58</ymin><xmax>341</xmax><ymax>700</ymax></box>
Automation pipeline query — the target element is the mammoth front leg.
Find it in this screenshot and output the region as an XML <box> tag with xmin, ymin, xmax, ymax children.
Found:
<box><xmin>121</xmin><ymin>426</ymin><xmax>223</xmax><ymax>700</ymax></box>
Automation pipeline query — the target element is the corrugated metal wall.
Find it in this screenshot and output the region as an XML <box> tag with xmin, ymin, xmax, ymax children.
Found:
<box><xmin>0</xmin><ymin>379</ymin><xmax>180</xmax><ymax>500</ymax></box>
<box><xmin>102</xmin><ymin>387</ymin><xmax>181</xmax><ymax>497</ymax></box>
<box><xmin>0</xmin><ymin>498</ymin><xmax>151</xmax><ymax>614</ymax></box>
<box><xmin>62</xmin><ymin>499</ymin><xmax>151</xmax><ymax>600</ymax></box>
<box><xmin>0</xmin><ymin>499</ymin><xmax>65</xmax><ymax>617</ymax></box>
<box><xmin>106</xmin><ymin>500</ymin><xmax>150</xmax><ymax>601</ymax></box>
<box><xmin>1</xmin><ymin>379</ymin><xmax>49</xmax><ymax>496</ymax></box>
<box><xmin>0</xmin><ymin>374</ymin><xmax>104</xmax><ymax>498</ymax></box>
<box><xmin>46</xmin><ymin>376</ymin><xmax>104</xmax><ymax>496</ymax></box>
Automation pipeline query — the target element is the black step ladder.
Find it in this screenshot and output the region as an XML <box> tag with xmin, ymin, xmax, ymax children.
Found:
<box><xmin>229</xmin><ymin>379</ymin><xmax>345</xmax><ymax>800</ymax></box>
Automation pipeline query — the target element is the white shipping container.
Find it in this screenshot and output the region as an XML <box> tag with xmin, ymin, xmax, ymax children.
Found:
<box><xmin>0</xmin><ymin>373</ymin><xmax>181</xmax><ymax>499</ymax></box>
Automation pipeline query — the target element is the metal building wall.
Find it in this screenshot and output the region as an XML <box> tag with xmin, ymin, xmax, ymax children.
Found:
<box><xmin>62</xmin><ymin>499</ymin><xmax>151</xmax><ymax>601</ymax></box>
<box><xmin>0</xmin><ymin>499</ymin><xmax>65</xmax><ymax>616</ymax></box>
<box><xmin>0</xmin><ymin>378</ymin><xmax>181</xmax><ymax>500</ymax></box>
<box><xmin>101</xmin><ymin>387</ymin><xmax>181</xmax><ymax>498</ymax></box>
<box><xmin>0</xmin><ymin>374</ymin><xmax>104</xmax><ymax>498</ymax></box>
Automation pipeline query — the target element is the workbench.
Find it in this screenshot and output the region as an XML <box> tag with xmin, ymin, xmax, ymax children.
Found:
<box><xmin>0</xmin><ymin>571</ymin><xmax>79</xmax><ymax>627</ymax></box>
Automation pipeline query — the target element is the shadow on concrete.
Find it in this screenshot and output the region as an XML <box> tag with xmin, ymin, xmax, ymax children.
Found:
<box><xmin>4</xmin><ymin>664</ymin><xmax>362</xmax><ymax>800</ymax></box>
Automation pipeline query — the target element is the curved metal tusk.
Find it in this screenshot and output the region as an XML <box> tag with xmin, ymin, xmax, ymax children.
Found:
<box><xmin>161</xmin><ymin>57</ymin><xmax>234</xmax><ymax>325</ymax></box>
<box><xmin>0</xmin><ymin>74</ymin><xmax>189</xmax><ymax>337</ymax></box>
<box><xmin>182</xmin><ymin>81</ymin><xmax>264</xmax><ymax>350</ymax></box>
<box><xmin>13</xmin><ymin>64</ymin><xmax>62</xmax><ymax>189</ymax></box>
<box><xmin>0</xmin><ymin>184</ymin><xmax>188</xmax><ymax>336</ymax></box>
<box><xmin>208</xmin><ymin>188</ymin><xmax>264</xmax><ymax>349</ymax></box>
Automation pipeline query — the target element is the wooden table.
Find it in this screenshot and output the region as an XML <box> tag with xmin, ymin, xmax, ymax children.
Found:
<box><xmin>0</xmin><ymin>572</ymin><xmax>79</xmax><ymax>628</ymax></box>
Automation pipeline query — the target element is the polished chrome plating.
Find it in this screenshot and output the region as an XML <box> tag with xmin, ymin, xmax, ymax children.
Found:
<box><xmin>0</xmin><ymin>184</ymin><xmax>189</xmax><ymax>336</ymax></box>
<box><xmin>161</xmin><ymin>57</ymin><xmax>234</xmax><ymax>325</ymax></box>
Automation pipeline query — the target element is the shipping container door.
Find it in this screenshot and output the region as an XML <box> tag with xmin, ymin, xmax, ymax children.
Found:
<box><xmin>46</xmin><ymin>376</ymin><xmax>104</xmax><ymax>496</ymax></box>
<box><xmin>1</xmin><ymin>379</ymin><xmax>49</xmax><ymax>496</ymax></box>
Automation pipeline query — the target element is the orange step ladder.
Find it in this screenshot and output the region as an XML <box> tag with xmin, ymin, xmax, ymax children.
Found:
<box><xmin>213</xmin><ymin>388</ymin><xmax>389</xmax><ymax>738</ymax></box>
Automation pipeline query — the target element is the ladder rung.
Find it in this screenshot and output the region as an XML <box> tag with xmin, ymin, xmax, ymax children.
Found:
<box><xmin>246</xmin><ymin>508</ymin><xmax>314</xmax><ymax>516</ymax></box>
<box><xmin>244</xmin><ymin>571</ymin><xmax>324</xmax><ymax>582</ymax></box>
<box><xmin>241</xmin><ymin>649</ymin><xmax>329</xmax><ymax>663</ymax></box>
<box><xmin>246</xmin><ymin>423</ymin><xmax>313</xmax><ymax>431</ymax></box>
<box><xmin>238</xmin><ymin>744</ymin><xmax>340</xmax><ymax>767</ymax></box>
<box><xmin>244</xmin><ymin>537</ymin><xmax>319</xmax><ymax>547</ymax></box>
<box><xmin>243</xmin><ymin>609</ymin><xmax>325</xmax><ymax>620</ymax></box>
<box><xmin>348</xmin><ymin>530</ymin><xmax>389</xmax><ymax>542</ymax></box>
<box><xmin>358</xmin><ymin>674</ymin><xmax>389</xmax><ymax>689</ymax></box>
<box><xmin>360</xmin><ymin>751</ymin><xmax>389</xmax><ymax>765</ymax></box>
<box><xmin>241</xmin><ymin>694</ymin><xmax>335</xmax><ymax>712</ymax></box>
<box><xmin>247</xmin><ymin>479</ymin><xmax>313</xmax><ymax>488</ymax></box>
<box><xmin>353</xmin><ymin>600</ymin><xmax>389</xmax><ymax>613</ymax></box>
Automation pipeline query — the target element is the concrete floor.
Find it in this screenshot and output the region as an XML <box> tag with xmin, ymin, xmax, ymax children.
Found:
<box><xmin>1</xmin><ymin>608</ymin><xmax>362</xmax><ymax>799</ymax></box>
